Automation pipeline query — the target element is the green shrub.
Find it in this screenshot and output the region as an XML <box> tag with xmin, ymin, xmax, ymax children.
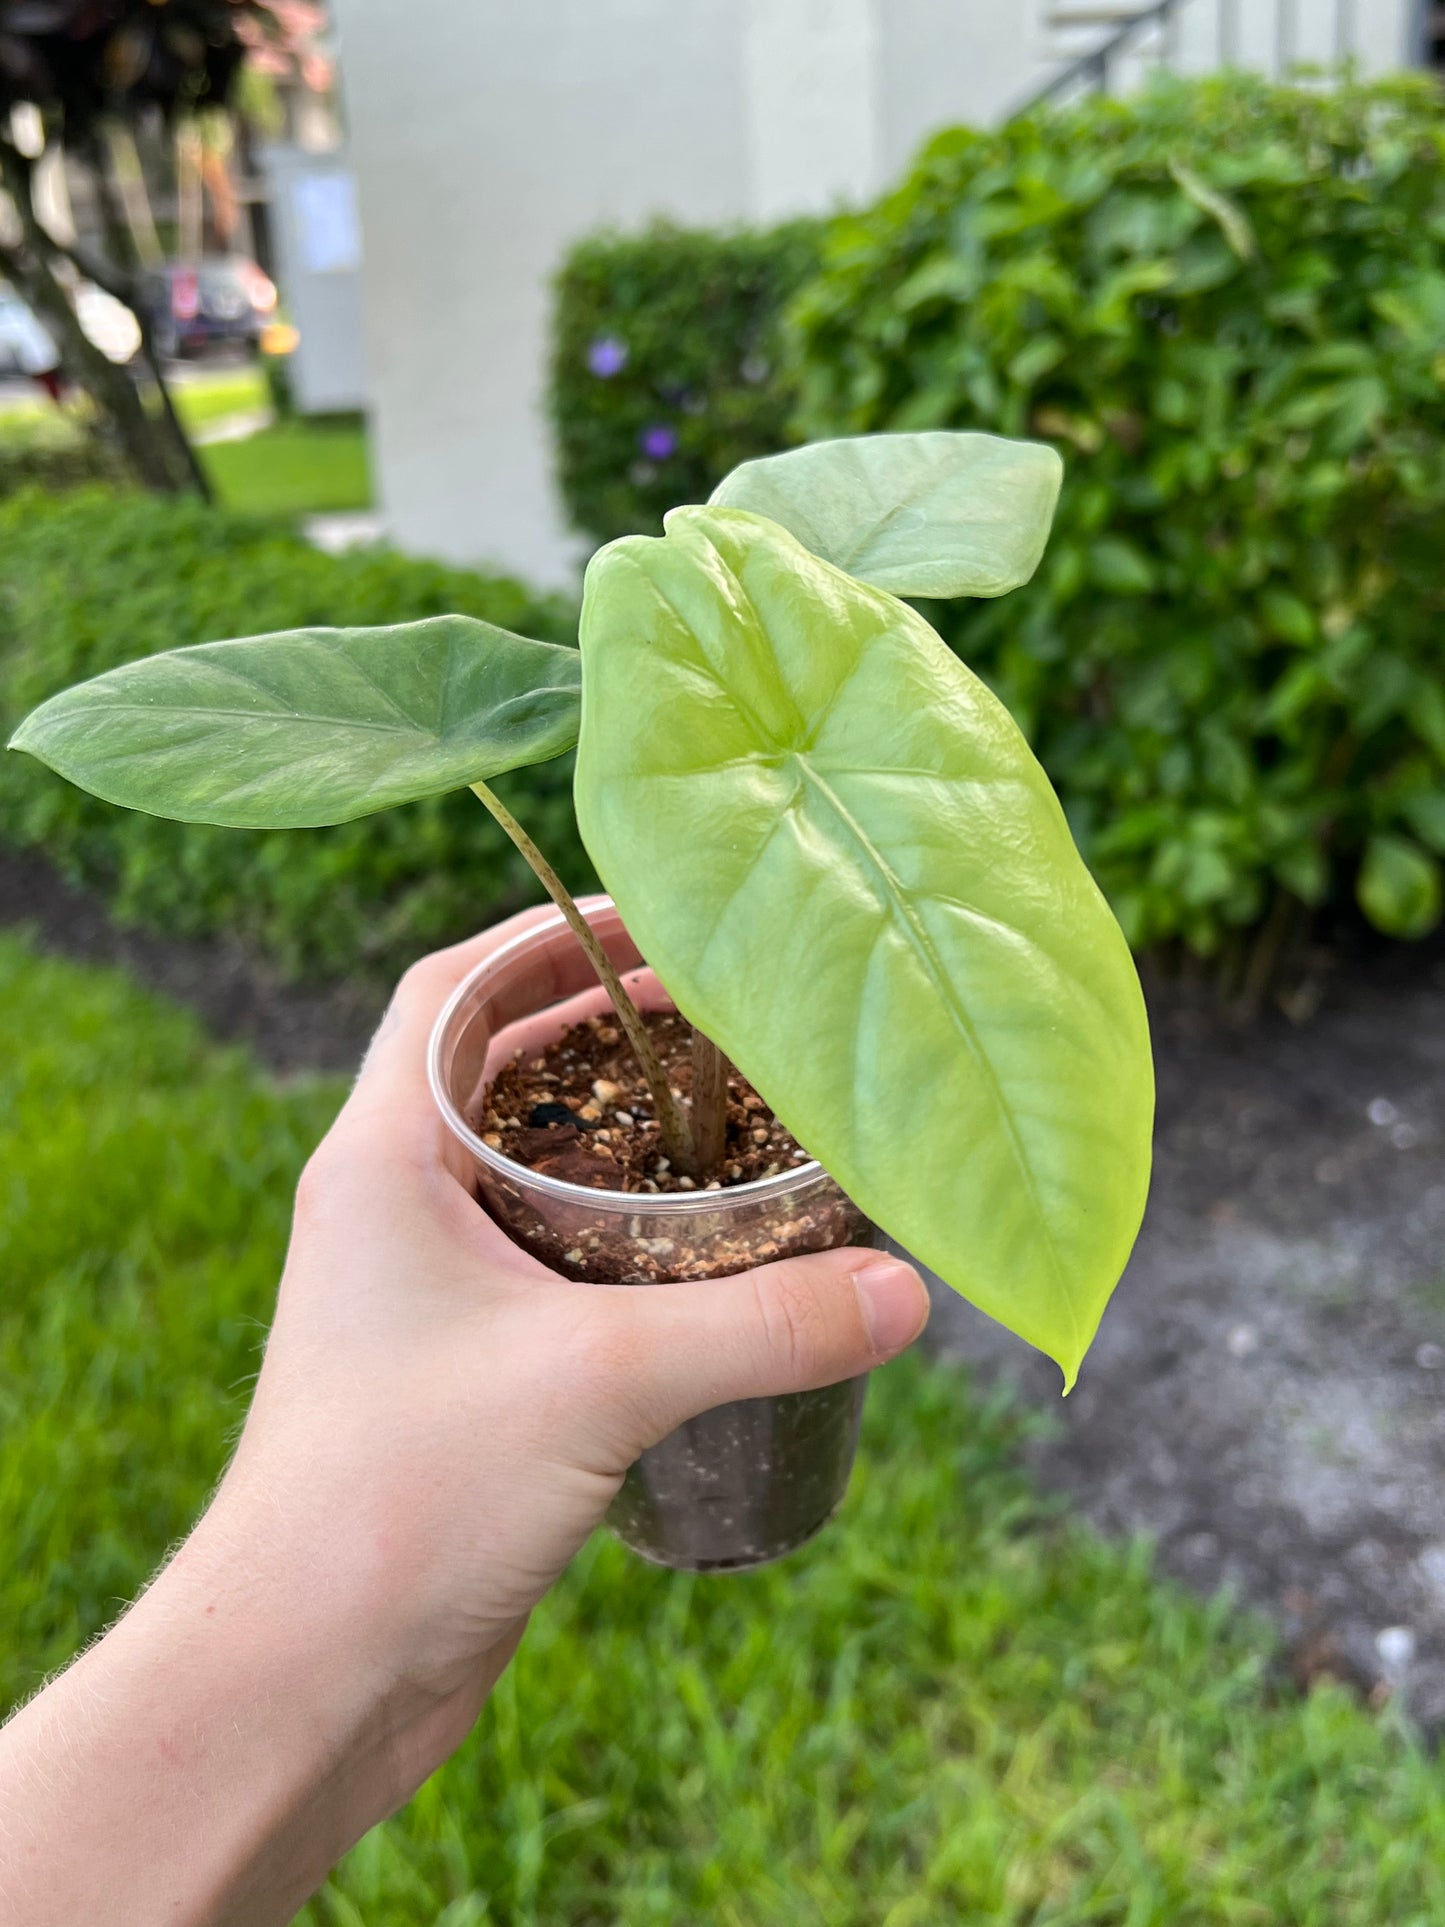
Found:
<box><xmin>789</xmin><ymin>71</ymin><xmax>1445</xmax><ymax>971</ymax></box>
<box><xmin>0</xmin><ymin>490</ymin><xmax>588</xmax><ymax>981</ymax></box>
<box><xmin>0</xmin><ymin>410</ymin><xmax>125</xmax><ymax>500</ymax></box>
<box><xmin>550</xmin><ymin>220</ymin><xmax>822</xmax><ymax>544</ymax></box>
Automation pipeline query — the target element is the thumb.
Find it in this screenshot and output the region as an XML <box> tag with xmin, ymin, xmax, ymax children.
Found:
<box><xmin>595</xmin><ymin>1248</ymin><xmax>930</xmax><ymax>1454</ymax></box>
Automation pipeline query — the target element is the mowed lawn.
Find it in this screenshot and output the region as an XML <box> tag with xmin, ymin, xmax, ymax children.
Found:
<box><xmin>170</xmin><ymin>365</ymin><xmax>372</xmax><ymax>515</ymax></box>
<box><xmin>199</xmin><ymin>415</ymin><xmax>372</xmax><ymax>517</ymax></box>
<box><xmin>1</xmin><ymin>932</ymin><xmax>1442</xmax><ymax>1925</ymax></box>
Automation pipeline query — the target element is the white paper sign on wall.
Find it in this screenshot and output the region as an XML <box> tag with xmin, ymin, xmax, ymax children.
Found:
<box><xmin>293</xmin><ymin>172</ymin><xmax>363</xmax><ymax>276</ymax></box>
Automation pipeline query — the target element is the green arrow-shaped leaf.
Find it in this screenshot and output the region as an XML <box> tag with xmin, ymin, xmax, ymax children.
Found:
<box><xmin>709</xmin><ymin>430</ymin><xmax>1063</xmax><ymax>599</ymax></box>
<box><xmin>8</xmin><ymin>615</ymin><xmax>582</xmax><ymax>828</ymax></box>
<box><xmin>576</xmin><ymin>506</ymin><xmax>1152</xmax><ymax>1388</ymax></box>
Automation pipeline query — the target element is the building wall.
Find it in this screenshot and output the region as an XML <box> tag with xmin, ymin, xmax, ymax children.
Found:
<box><xmin>875</xmin><ymin>2</ymin><xmax>1041</xmax><ymax>180</ymax></box>
<box><xmin>742</xmin><ymin>0</ymin><xmax>880</xmax><ymax>220</ymax></box>
<box><xmin>335</xmin><ymin>0</ymin><xmax>749</xmax><ymax>586</ymax></box>
<box><xmin>334</xmin><ymin>0</ymin><xmax>1422</xmax><ymax>589</ymax></box>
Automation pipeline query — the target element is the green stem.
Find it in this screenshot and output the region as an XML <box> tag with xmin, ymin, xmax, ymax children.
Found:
<box><xmin>469</xmin><ymin>781</ymin><xmax>698</xmax><ymax>1175</ymax></box>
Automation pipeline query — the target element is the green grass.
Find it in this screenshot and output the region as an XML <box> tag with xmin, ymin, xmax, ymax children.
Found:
<box><xmin>200</xmin><ymin>415</ymin><xmax>371</xmax><ymax>517</ymax></box>
<box><xmin>2</xmin><ymin>365</ymin><xmax>370</xmax><ymax>517</ymax></box>
<box><xmin>0</xmin><ymin>393</ymin><xmax>46</xmax><ymax>423</ymax></box>
<box><xmin>3</xmin><ymin>933</ymin><xmax>1444</xmax><ymax>1924</ymax></box>
<box><xmin>171</xmin><ymin>365</ymin><xmax>268</xmax><ymax>435</ymax></box>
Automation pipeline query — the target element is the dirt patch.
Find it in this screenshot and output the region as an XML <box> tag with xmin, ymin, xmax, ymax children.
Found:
<box><xmin>0</xmin><ymin>845</ymin><xmax>382</xmax><ymax>1074</ymax></box>
<box><xmin>923</xmin><ymin>942</ymin><xmax>1445</xmax><ymax>1731</ymax></box>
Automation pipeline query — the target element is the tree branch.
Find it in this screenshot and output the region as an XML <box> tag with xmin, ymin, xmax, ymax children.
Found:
<box><xmin>0</xmin><ymin>135</ymin><xmax>182</xmax><ymax>493</ymax></box>
<box><xmin>82</xmin><ymin>127</ymin><xmax>213</xmax><ymax>501</ymax></box>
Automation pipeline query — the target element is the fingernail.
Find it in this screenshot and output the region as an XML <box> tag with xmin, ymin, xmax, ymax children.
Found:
<box><xmin>853</xmin><ymin>1259</ymin><xmax>929</xmax><ymax>1357</ymax></box>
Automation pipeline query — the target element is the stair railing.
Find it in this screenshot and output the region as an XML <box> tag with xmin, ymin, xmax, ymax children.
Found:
<box><xmin>1014</xmin><ymin>0</ymin><xmax>1374</xmax><ymax>118</ymax></box>
<box><xmin>1019</xmin><ymin>0</ymin><xmax>1194</xmax><ymax>112</ymax></box>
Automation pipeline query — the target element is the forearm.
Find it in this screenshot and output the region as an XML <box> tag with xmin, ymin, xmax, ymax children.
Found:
<box><xmin>0</xmin><ymin>1501</ymin><xmax>473</xmax><ymax>1927</ymax></box>
<box><xmin>0</xmin><ymin>913</ymin><xmax>926</xmax><ymax>1921</ymax></box>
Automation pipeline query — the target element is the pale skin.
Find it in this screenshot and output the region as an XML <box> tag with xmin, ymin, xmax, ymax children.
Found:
<box><xmin>0</xmin><ymin>906</ymin><xmax>930</xmax><ymax>1925</ymax></box>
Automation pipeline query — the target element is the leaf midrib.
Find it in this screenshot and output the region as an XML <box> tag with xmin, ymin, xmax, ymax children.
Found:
<box><xmin>835</xmin><ymin>493</ymin><xmax>918</xmax><ymax>575</ymax></box>
<box><xmin>30</xmin><ymin>699</ymin><xmax>417</xmax><ymax>739</ymax></box>
<box><xmin>28</xmin><ymin>684</ymin><xmax>581</xmax><ymax>749</ymax></box>
<box><xmin>791</xmin><ymin>752</ymin><xmax>1079</xmax><ymax>1345</ymax></box>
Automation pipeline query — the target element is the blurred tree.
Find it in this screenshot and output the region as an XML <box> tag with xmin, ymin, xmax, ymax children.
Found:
<box><xmin>0</xmin><ymin>1</ymin><xmax>324</xmax><ymax>492</ymax></box>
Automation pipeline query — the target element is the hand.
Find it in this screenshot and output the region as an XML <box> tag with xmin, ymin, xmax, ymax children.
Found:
<box><xmin>0</xmin><ymin>907</ymin><xmax>929</xmax><ymax>1927</ymax></box>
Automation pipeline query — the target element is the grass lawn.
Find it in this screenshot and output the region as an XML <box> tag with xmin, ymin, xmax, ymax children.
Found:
<box><xmin>199</xmin><ymin>415</ymin><xmax>372</xmax><ymax>516</ymax></box>
<box><xmin>169</xmin><ymin>363</ymin><xmax>269</xmax><ymax>436</ymax></box>
<box><xmin>3</xmin><ymin>932</ymin><xmax>1443</xmax><ymax>1924</ymax></box>
<box><xmin>0</xmin><ymin>362</ymin><xmax>371</xmax><ymax>517</ymax></box>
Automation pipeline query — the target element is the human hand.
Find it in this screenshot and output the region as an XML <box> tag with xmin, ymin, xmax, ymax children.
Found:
<box><xmin>0</xmin><ymin>906</ymin><xmax>928</xmax><ymax>1927</ymax></box>
<box><xmin>226</xmin><ymin>903</ymin><xmax>931</xmax><ymax>1785</ymax></box>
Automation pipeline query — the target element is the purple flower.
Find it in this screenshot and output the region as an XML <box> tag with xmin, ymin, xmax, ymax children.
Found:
<box><xmin>639</xmin><ymin>422</ymin><xmax>678</xmax><ymax>461</ymax></box>
<box><xmin>587</xmin><ymin>335</ymin><xmax>628</xmax><ymax>378</ymax></box>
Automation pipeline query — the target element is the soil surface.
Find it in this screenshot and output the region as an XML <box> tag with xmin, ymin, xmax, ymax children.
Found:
<box><xmin>5</xmin><ymin>843</ymin><xmax>1444</xmax><ymax>1725</ymax></box>
<box><xmin>0</xmin><ymin>846</ymin><xmax>383</xmax><ymax>1072</ymax></box>
<box><xmin>923</xmin><ymin>943</ymin><xmax>1445</xmax><ymax>1732</ymax></box>
<box><xmin>484</xmin><ymin>1008</ymin><xmax>804</xmax><ymax>1193</ymax></box>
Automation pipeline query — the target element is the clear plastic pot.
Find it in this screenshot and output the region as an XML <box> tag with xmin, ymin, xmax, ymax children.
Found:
<box><xmin>428</xmin><ymin>898</ymin><xmax>880</xmax><ymax>1572</ymax></box>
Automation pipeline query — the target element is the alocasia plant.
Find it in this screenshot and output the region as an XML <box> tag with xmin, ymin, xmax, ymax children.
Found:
<box><xmin>9</xmin><ymin>431</ymin><xmax>1153</xmax><ymax>1387</ymax></box>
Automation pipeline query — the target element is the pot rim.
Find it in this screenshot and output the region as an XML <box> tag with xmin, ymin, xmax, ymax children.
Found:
<box><xmin>427</xmin><ymin>900</ymin><xmax>826</xmax><ymax>1212</ymax></box>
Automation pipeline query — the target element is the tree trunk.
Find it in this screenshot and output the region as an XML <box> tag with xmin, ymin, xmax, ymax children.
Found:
<box><xmin>85</xmin><ymin>129</ymin><xmax>212</xmax><ymax>502</ymax></box>
<box><xmin>0</xmin><ymin>135</ymin><xmax>198</xmax><ymax>496</ymax></box>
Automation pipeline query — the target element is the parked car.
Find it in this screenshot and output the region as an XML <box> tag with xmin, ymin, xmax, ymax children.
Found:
<box><xmin>140</xmin><ymin>257</ymin><xmax>278</xmax><ymax>359</ymax></box>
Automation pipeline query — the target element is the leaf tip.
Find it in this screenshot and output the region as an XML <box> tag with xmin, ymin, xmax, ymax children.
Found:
<box><xmin>6</xmin><ymin>712</ymin><xmax>42</xmax><ymax>757</ymax></box>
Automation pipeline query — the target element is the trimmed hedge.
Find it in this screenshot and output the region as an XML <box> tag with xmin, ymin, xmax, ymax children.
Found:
<box><xmin>550</xmin><ymin>220</ymin><xmax>822</xmax><ymax>543</ymax></box>
<box><xmin>790</xmin><ymin>72</ymin><xmax>1445</xmax><ymax>971</ymax></box>
<box><xmin>0</xmin><ymin>491</ymin><xmax>589</xmax><ymax>981</ymax></box>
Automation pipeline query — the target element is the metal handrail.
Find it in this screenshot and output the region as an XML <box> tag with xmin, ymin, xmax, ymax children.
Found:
<box><xmin>1016</xmin><ymin>0</ymin><xmax>1192</xmax><ymax>114</ymax></box>
<box><xmin>1011</xmin><ymin>0</ymin><xmax>1377</xmax><ymax>121</ymax></box>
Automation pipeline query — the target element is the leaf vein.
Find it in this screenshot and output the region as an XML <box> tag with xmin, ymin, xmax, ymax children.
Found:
<box><xmin>793</xmin><ymin>756</ymin><xmax>1079</xmax><ymax>1344</ymax></box>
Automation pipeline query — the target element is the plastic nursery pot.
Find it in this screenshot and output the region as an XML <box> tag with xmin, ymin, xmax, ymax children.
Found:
<box><xmin>428</xmin><ymin>898</ymin><xmax>881</xmax><ymax>1573</ymax></box>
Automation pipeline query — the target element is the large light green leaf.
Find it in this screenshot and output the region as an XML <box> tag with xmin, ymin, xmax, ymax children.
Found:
<box><xmin>708</xmin><ymin>431</ymin><xmax>1063</xmax><ymax>599</ymax></box>
<box><xmin>9</xmin><ymin>616</ymin><xmax>582</xmax><ymax>828</ymax></box>
<box><xmin>576</xmin><ymin>506</ymin><xmax>1152</xmax><ymax>1388</ymax></box>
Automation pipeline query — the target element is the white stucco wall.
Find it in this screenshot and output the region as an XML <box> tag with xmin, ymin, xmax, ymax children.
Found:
<box><xmin>742</xmin><ymin>0</ymin><xmax>881</xmax><ymax>220</ymax></box>
<box><xmin>334</xmin><ymin>0</ymin><xmax>750</xmax><ymax>587</ymax></box>
<box><xmin>875</xmin><ymin>1</ymin><xmax>1042</xmax><ymax>180</ymax></box>
<box><xmin>334</xmin><ymin>0</ymin><xmax>1424</xmax><ymax>590</ymax></box>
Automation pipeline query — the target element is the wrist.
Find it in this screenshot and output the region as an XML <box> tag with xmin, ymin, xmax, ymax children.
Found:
<box><xmin>158</xmin><ymin>1490</ymin><xmax>440</xmax><ymax>1818</ymax></box>
<box><xmin>176</xmin><ymin>1468</ymin><xmax>524</xmax><ymax>1822</ymax></box>
<box><xmin>0</xmin><ymin>1497</ymin><xmax>448</xmax><ymax>1927</ymax></box>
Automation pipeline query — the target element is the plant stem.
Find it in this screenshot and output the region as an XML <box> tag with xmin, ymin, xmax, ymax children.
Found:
<box><xmin>1237</xmin><ymin>886</ymin><xmax>1302</xmax><ymax>1022</ymax></box>
<box><xmin>469</xmin><ymin>781</ymin><xmax>698</xmax><ymax>1175</ymax></box>
<box><xmin>690</xmin><ymin>1029</ymin><xmax>732</xmax><ymax>1178</ymax></box>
